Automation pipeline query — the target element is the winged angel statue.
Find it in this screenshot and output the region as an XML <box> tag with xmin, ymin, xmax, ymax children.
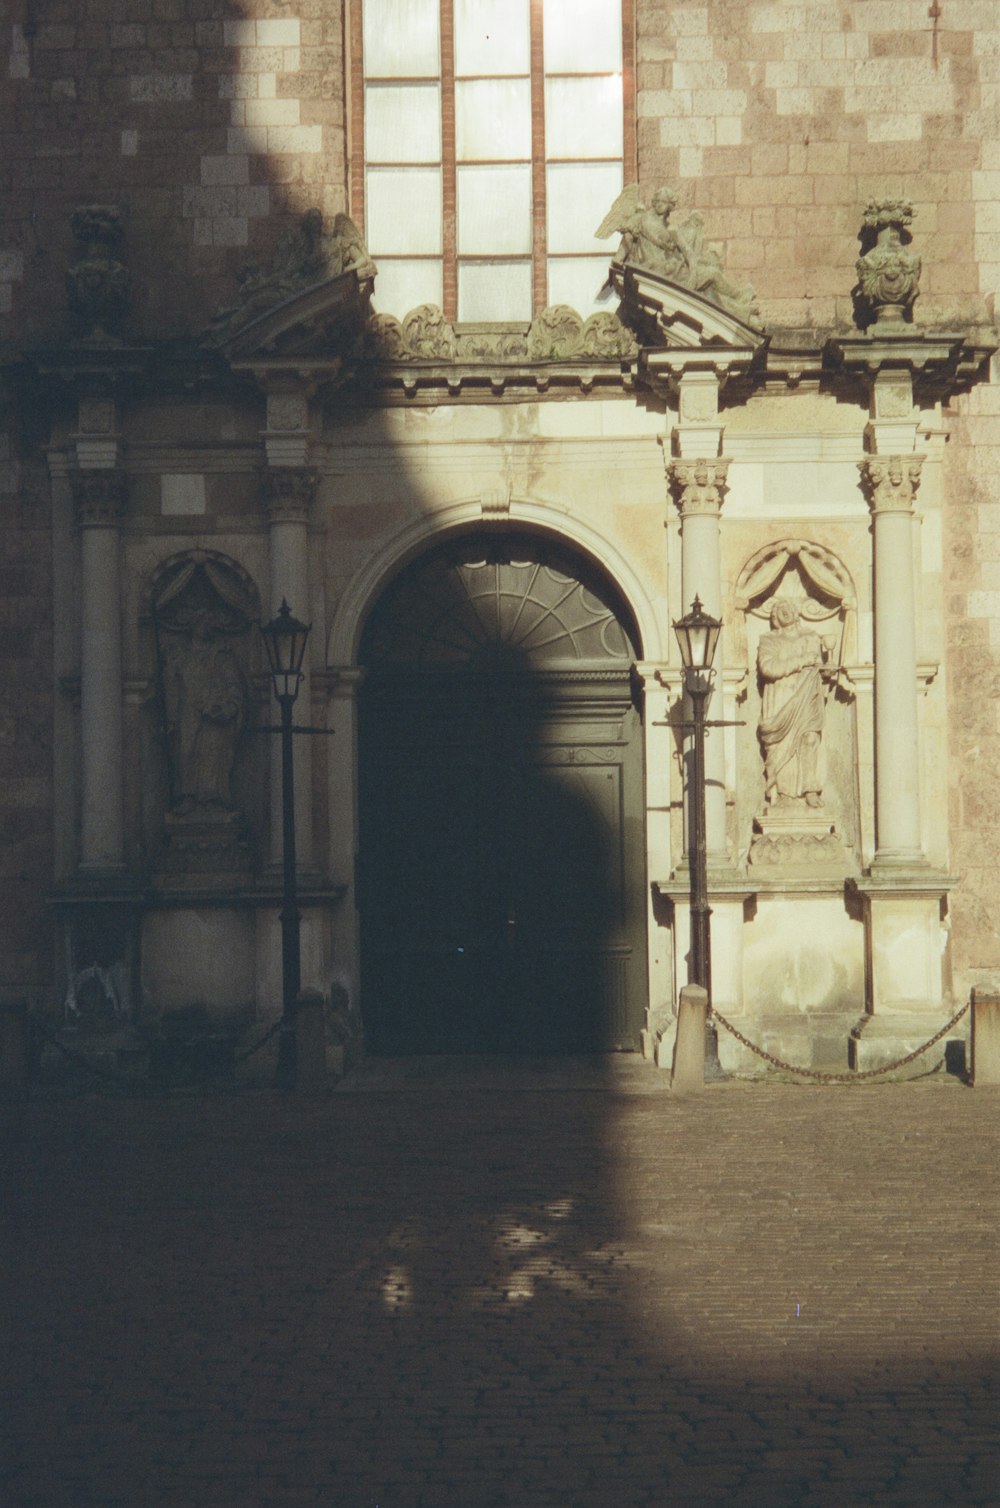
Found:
<box><xmin>596</xmin><ymin>185</ymin><xmax>760</xmax><ymax>327</ymax></box>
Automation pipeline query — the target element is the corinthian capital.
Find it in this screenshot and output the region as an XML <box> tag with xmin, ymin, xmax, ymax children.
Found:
<box><xmin>668</xmin><ymin>457</ymin><xmax>730</xmax><ymax>518</ymax></box>
<box><xmin>858</xmin><ymin>454</ymin><xmax>923</xmax><ymax>515</ymax></box>
<box><xmin>262</xmin><ymin>467</ymin><xmax>318</xmax><ymax>525</ymax></box>
<box><xmin>71</xmin><ymin>469</ymin><xmax>127</xmax><ymax>527</ymax></box>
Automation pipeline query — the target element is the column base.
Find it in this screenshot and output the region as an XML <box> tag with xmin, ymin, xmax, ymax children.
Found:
<box><xmin>848</xmin><ymin>869</ymin><xmax>956</xmax><ymax>1015</ymax></box>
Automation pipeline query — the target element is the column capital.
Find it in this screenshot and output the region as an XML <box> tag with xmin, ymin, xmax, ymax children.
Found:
<box><xmin>263</xmin><ymin>466</ymin><xmax>318</xmax><ymax>525</ymax></box>
<box><xmin>71</xmin><ymin>469</ymin><xmax>127</xmax><ymax>527</ymax></box>
<box><xmin>667</xmin><ymin>457</ymin><xmax>730</xmax><ymax>518</ymax></box>
<box><xmin>858</xmin><ymin>454</ymin><xmax>923</xmax><ymax>515</ymax></box>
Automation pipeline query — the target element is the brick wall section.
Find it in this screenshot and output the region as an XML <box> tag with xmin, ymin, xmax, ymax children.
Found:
<box><xmin>0</xmin><ymin>0</ymin><xmax>349</xmax><ymax>343</ymax></box>
<box><xmin>635</xmin><ymin>0</ymin><xmax>993</xmax><ymax>329</ymax></box>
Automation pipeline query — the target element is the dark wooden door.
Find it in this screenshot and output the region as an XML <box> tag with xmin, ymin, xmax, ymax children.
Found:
<box><xmin>358</xmin><ymin>538</ymin><xmax>646</xmax><ymax>1055</ymax></box>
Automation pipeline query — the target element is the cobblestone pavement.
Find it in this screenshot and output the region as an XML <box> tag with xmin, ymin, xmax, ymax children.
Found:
<box><xmin>1</xmin><ymin>1060</ymin><xmax>998</xmax><ymax>1507</ymax></box>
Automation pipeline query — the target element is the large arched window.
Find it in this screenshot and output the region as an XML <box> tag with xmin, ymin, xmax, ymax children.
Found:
<box><xmin>350</xmin><ymin>0</ymin><xmax>633</xmax><ymax>322</ymax></box>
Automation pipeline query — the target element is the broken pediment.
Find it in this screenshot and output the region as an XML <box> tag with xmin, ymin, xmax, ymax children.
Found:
<box><xmin>205</xmin><ymin>209</ymin><xmax>376</xmax><ymax>365</ymax></box>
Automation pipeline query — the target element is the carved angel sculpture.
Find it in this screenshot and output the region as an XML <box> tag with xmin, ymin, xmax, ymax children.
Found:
<box><xmin>596</xmin><ymin>185</ymin><xmax>760</xmax><ymax>327</ymax></box>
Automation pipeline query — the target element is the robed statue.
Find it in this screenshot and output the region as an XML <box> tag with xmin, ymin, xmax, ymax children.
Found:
<box><xmin>757</xmin><ymin>599</ymin><xmax>830</xmax><ymax>808</ymax></box>
<box><xmin>161</xmin><ymin>608</ymin><xmax>251</xmax><ymax>814</ymax></box>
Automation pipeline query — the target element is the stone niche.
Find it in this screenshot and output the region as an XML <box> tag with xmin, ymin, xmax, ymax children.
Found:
<box><xmin>138</xmin><ymin>551</ymin><xmax>265</xmax><ymax>1029</ymax></box>
<box><xmin>141</xmin><ymin>550</ymin><xmax>264</xmax><ymax>882</ymax></box>
<box><xmin>733</xmin><ymin>538</ymin><xmax>860</xmax><ymax>878</ymax></box>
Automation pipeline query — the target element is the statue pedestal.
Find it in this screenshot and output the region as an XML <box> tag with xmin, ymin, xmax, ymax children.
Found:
<box><xmin>159</xmin><ymin>807</ymin><xmax>252</xmax><ymax>885</ymax></box>
<box><xmin>749</xmin><ymin>804</ymin><xmax>852</xmax><ymax>876</ymax></box>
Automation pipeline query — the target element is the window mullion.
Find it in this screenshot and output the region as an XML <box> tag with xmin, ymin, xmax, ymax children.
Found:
<box><xmin>441</xmin><ymin>0</ymin><xmax>457</xmax><ymax>321</ymax></box>
<box><xmin>529</xmin><ymin>0</ymin><xmax>547</xmax><ymax>313</ymax></box>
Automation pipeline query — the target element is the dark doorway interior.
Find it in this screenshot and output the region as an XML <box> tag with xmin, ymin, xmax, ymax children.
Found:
<box><xmin>358</xmin><ymin>534</ymin><xmax>646</xmax><ymax>1055</ymax></box>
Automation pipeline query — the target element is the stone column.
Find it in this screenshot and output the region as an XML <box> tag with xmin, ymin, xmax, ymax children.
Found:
<box><xmin>264</xmin><ymin>467</ymin><xmax>316</xmax><ymax>871</ymax></box>
<box><xmin>668</xmin><ymin>456</ymin><xmax>730</xmax><ymax>863</ymax></box>
<box><xmin>859</xmin><ymin>454</ymin><xmax>925</xmax><ymax>865</ymax></box>
<box><xmin>72</xmin><ymin>469</ymin><xmax>127</xmax><ymax>873</ymax></box>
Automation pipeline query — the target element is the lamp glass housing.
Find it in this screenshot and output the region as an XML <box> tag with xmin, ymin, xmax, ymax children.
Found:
<box><xmin>673</xmin><ymin>595</ymin><xmax>722</xmax><ymax>675</ymax></box>
<box><xmin>261</xmin><ymin>598</ymin><xmax>311</xmax><ymax>702</ymax></box>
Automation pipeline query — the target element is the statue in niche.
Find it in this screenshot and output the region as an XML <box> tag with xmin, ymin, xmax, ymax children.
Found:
<box><xmin>757</xmin><ymin>599</ymin><xmax>832</xmax><ymax>809</ymax></box>
<box><xmin>163</xmin><ymin>615</ymin><xmax>249</xmax><ymax>812</ymax></box>
<box><xmin>596</xmin><ymin>185</ymin><xmax>760</xmax><ymax>326</ymax></box>
<box><xmin>152</xmin><ymin>559</ymin><xmax>254</xmax><ymax>818</ymax></box>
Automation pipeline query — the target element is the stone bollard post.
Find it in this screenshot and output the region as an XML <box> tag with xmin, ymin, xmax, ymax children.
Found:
<box><xmin>971</xmin><ymin>990</ymin><xmax>1000</xmax><ymax>1087</ymax></box>
<box><xmin>0</xmin><ymin>1000</ymin><xmax>29</xmax><ymax>1101</ymax></box>
<box><xmin>295</xmin><ymin>988</ymin><xmax>328</xmax><ymax>1096</ymax></box>
<box><xmin>671</xmin><ymin>984</ymin><xmax>708</xmax><ymax>1095</ymax></box>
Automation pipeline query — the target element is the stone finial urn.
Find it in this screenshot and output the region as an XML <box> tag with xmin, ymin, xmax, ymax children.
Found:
<box><xmin>855</xmin><ymin>199</ymin><xmax>921</xmax><ymax>326</ymax></box>
<box><xmin>66</xmin><ymin>205</ymin><xmax>131</xmax><ymax>343</ymax></box>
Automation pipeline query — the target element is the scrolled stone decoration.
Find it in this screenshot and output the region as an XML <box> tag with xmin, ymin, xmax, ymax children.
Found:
<box><xmin>400</xmin><ymin>303</ymin><xmax>456</xmax><ymax>359</ymax></box>
<box><xmin>596</xmin><ymin>184</ymin><xmax>760</xmax><ymax>328</ymax></box>
<box><xmin>71</xmin><ymin>468</ymin><xmax>127</xmax><ymax>527</ymax></box>
<box><xmin>858</xmin><ymin>454</ymin><xmax>924</xmax><ymax>514</ymax></box>
<box><xmin>261</xmin><ymin>466</ymin><xmax>319</xmax><ymax>525</ymax></box>
<box><xmin>210</xmin><ymin>209</ymin><xmax>375</xmax><ymax>337</ymax></box>
<box><xmin>66</xmin><ymin>205</ymin><xmax>130</xmax><ymax>344</ymax></box>
<box><xmin>855</xmin><ymin>199</ymin><xmax>921</xmax><ymax>326</ymax></box>
<box><xmin>668</xmin><ymin>457</ymin><xmax>730</xmax><ymax>517</ymax></box>
<box><xmin>353</xmin><ymin>304</ymin><xmax>636</xmax><ymax>364</ymax></box>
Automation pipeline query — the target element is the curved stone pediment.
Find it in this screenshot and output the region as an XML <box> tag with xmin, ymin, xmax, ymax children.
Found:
<box><xmin>208</xmin><ymin>265</ymin><xmax>375</xmax><ymax>364</ymax></box>
<box><xmin>612</xmin><ymin>261</ymin><xmax>768</xmax><ymax>354</ymax></box>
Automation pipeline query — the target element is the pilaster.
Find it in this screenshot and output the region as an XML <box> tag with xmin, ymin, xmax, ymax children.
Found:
<box><xmin>666</xmin><ymin>454</ymin><xmax>730</xmax><ymax>863</ymax></box>
<box><xmin>71</xmin><ymin>464</ymin><xmax>127</xmax><ymax>875</ymax></box>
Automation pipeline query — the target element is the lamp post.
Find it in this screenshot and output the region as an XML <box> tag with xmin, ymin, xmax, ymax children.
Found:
<box><xmin>260</xmin><ymin>598</ymin><xmax>312</xmax><ymax>1087</ymax></box>
<box><xmin>673</xmin><ymin>597</ymin><xmax>725</xmax><ymax>1075</ymax></box>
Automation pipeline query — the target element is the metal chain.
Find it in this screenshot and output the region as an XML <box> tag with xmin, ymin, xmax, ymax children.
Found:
<box><xmin>711</xmin><ymin>1000</ymin><xmax>970</xmax><ymax>1082</ymax></box>
<box><xmin>27</xmin><ymin>1012</ymin><xmax>285</xmax><ymax>1091</ymax></box>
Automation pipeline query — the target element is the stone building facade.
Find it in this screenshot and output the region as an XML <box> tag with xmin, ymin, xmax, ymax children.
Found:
<box><xmin>1</xmin><ymin>0</ymin><xmax>998</xmax><ymax>1073</ymax></box>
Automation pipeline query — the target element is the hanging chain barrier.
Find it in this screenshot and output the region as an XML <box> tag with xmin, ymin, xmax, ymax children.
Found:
<box><xmin>23</xmin><ymin>1009</ymin><xmax>286</xmax><ymax>1095</ymax></box>
<box><xmin>710</xmin><ymin>999</ymin><xmax>970</xmax><ymax>1083</ymax></box>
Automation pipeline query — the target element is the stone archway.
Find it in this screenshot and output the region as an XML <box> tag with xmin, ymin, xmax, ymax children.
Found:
<box><xmin>357</xmin><ymin>531</ymin><xmax>648</xmax><ymax>1055</ymax></box>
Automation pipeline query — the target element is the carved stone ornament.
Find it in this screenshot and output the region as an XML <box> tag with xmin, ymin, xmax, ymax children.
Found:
<box><xmin>210</xmin><ymin>209</ymin><xmax>375</xmax><ymax>339</ymax></box>
<box><xmin>66</xmin><ymin>205</ymin><xmax>131</xmax><ymax>344</ymax></box>
<box><xmin>596</xmin><ymin>185</ymin><xmax>760</xmax><ymax>328</ymax></box>
<box><xmin>352</xmin><ymin>304</ymin><xmax>637</xmax><ymax>364</ymax></box>
<box><xmin>668</xmin><ymin>458</ymin><xmax>730</xmax><ymax>517</ymax></box>
<box><xmin>262</xmin><ymin>466</ymin><xmax>318</xmax><ymax>524</ymax></box>
<box><xmin>858</xmin><ymin>454</ymin><xmax>924</xmax><ymax>514</ymax></box>
<box><xmin>71</xmin><ymin>468</ymin><xmax>127</xmax><ymax>526</ymax></box>
<box><xmin>855</xmin><ymin>199</ymin><xmax>921</xmax><ymax>326</ymax></box>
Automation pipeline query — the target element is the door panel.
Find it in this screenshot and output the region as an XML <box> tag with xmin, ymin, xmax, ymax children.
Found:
<box><xmin>360</xmin><ymin>688</ymin><xmax>645</xmax><ymax>1053</ymax></box>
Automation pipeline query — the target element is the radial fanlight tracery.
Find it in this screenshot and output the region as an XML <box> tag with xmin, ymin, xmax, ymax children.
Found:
<box><xmin>361</xmin><ymin>536</ymin><xmax>638</xmax><ymax>671</ymax></box>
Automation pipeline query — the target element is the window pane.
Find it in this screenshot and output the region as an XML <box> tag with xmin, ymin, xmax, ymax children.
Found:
<box><xmin>456</xmin><ymin>79</ymin><xmax>531</xmax><ymax>160</ymax></box>
<box><xmin>546</xmin><ymin>161</ymin><xmax>623</xmax><ymax>253</ymax></box>
<box><xmin>457</xmin><ymin>164</ymin><xmax>532</xmax><ymax>255</ymax></box>
<box><xmin>545</xmin><ymin>76</ymin><xmax>622</xmax><ymax>160</ymax></box>
<box><xmin>454</xmin><ymin>0</ymin><xmax>530</xmax><ymax>76</ymax></box>
<box><xmin>372</xmin><ymin>258</ymin><xmax>444</xmax><ymax>317</ymax></box>
<box><xmin>547</xmin><ymin>256</ymin><xmax>618</xmax><ymax>316</ymax></box>
<box><xmin>364</xmin><ymin>0</ymin><xmax>440</xmax><ymax>77</ymax></box>
<box><xmin>543</xmin><ymin>0</ymin><xmax>621</xmax><ymax>73</ymax></box>
<box><xmin>458</xmin><ymin>261</ymin><xmax>532</xmax><ymax>321</ymax></box>
<box><xmin>367</xmin><ymin>167</ymin><xmax>443</xmax><ymax>254</ymax></box>
<box><xmin>366</xmin><ymin>83</ymin><xmax>441</xmax><ymax>163</ymax></box>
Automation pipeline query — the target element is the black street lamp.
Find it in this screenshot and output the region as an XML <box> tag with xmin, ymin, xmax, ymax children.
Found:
<box><xmin>260</xmin><ymin>598</ymin><xmax>312</xmax><ymax>1087</ymax></box>
<box><xmin>673</xmin><ymin>597</ymin><xmax>723</xmax><ymax>1067</ymax></box>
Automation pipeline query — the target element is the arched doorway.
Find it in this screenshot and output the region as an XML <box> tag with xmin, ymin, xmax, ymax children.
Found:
<box><xmin>358</xmin><ymin>532</ymin><xmax>647</xmax><ymax>1055</ymax></box>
